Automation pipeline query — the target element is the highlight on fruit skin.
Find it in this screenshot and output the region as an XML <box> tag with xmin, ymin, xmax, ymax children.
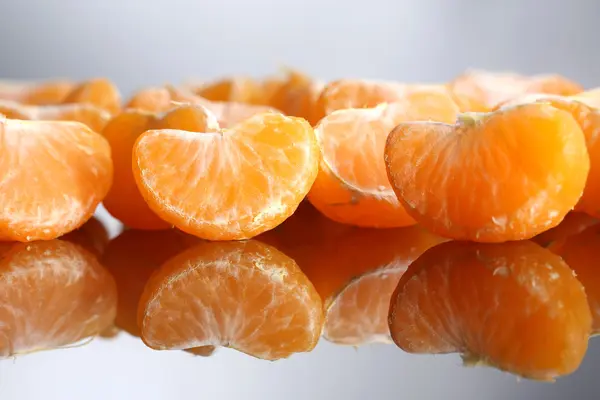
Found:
<box><xmin>0</xmin><ymin>116</ymin><xmax>113</xmax><ymax>241</ymax></box>
<box><xmin>133</xmin><ymin>112</ymin><xmax>320</xmax><ymax>241</ymax></box>
<box><xmin>0</xmin><ymin>240</ymin><xmax>117</xmax><ymax>358</ymax></box>
<box><xmin>384</xmin><ymin>103</ymin><xmax>590</xmax><ymax>242</ymax></box>
<box><xmin>308</xmin><ymin>95</ymin><xmax>458</xmax><ymax>228</ymax></box>
<box><xmin>138</xmin><ymin>240</ymin><xmax>324</xmax><ymax>361</ymax></box>
<box><xmin>388</xmin><ymin>240</ymin><xmax>592</xmax><ymax>381</ymax></box>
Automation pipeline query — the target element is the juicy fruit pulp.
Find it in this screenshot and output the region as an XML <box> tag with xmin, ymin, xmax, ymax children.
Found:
<box><xmin>388</xmin><ymin>240</ymin><xmax>592</xmax><ymax>381</ymax></box>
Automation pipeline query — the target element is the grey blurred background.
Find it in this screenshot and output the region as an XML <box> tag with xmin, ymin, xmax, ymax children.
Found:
<box><xmin>0</xmin><ymin>0</ymin><xmax>599</xmax><ymax>399</ymax></box>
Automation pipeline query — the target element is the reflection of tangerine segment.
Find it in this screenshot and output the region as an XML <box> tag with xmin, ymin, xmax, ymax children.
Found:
<box><xmin>389</xmin><ymin>240</ymin><xmax>591</xmax><ymax>381</ymax></box>
<box><xmin>532</xmin><ymin>212</ymin><xmax>598</xmax><ymax>247</ymax></box>
<box><xmin>133</xmin><ymin>113</ymin><xmax>319</xmax><ymax>240</ymax></box>
<box><xmin>102</xmin><ymin>105</ymin><xmax>219</xmax><ymax>230</ymax></box>
<box><xmin>552</xmin><ymin>225</ymin><xmax>600</xmax><ymax>334</ymax></box>
<box><xmin>385</xmin><ymin>104</ymin><xmax>589</xmax><ymax>242</ymax></box>
<box><xmin>495</xmin><ymin>94</ymin><xmax>600</xmax><ymax>219</ymax></box>
<box><xmin>102</xmin><ymin>229</ymin><xmax>201</xmax><ymax>338</ymax></box>
<box><xmin>308</xmin><ymin>96</ymin><xmax>458</xmax><ymax>228</ymax></box>
<box><xmin>309</xmin><ymin>226</ymin><xmax>446</xmax><ymax>346</ymax></box>
<box><xmin>0</xmin><ymin>240</ymin><xmax>117</xmax><ymax>358</ymax></box>
<box><xmin>0</xmin><ymin>117</ymin><xmax>112</xmax><ymax>241</ymax></box>
<box><xmin>138</xmin><ymin>240</ymin><xmax>323</xmax><ymax>360</ymax></box>
<box><xmin>0</xmin><ymin>99</ymin><xmax>111</xmax><ymax>133</ymax></box>
<box><xmin>63</xmin><ymin>78</ymin><xmax>121</xmax><ymax>115</ymax></box>
<box><xmin>61</xmin><ymin>216</ymin><xmax>110</xmax><ymax>257</ymax></box>
<box><xmin>448</xmin><ymin>70</ymin><xmax>583</xmax><ymax>112</ymax></box>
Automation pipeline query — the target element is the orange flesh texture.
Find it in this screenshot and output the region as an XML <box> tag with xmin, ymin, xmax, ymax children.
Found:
<box><xmin>0</xmin><ymin>80</ymin><xmax>75</xmax><ymax>105</ymax></box>
<box><xmin>138</xmin><ymin>240</ymin><xmax>324</xmax><ymax>360</ymax></box>
<box><xmin>195</xmin><ymin>77</ymin><xmax>264</xmax><ymax>105</ymax></box>
<box><xmin>0</xmin><ymin>240</ymin><xmax>117</xmax><ymax>357</ymax></box>
<box><xmin>496</xmin><ymin>94</ymin><xmax>600</xmax><ymax>219</ymax></box>
<box><xmin>552</xmin><ymin>225</ymin><xmax>600</xmax><ymax>334</ymax></box>
<box><xmin>308</xmin><ymin>94</ymin><xmax>459</xmax><ymax>228</ymax></box>
<box><xmin>102</xmin><ymin>105</ymin><xmax>219</xmax><ymax>230</ymax></box>
<box><xmin>61</xmin><ymin>216</ymin><xmax>110</xmax><ymax>258</ymax></box>
<box><xmin>63</xmin><ymin>78</ymin><xmax>122</xmax><ymax>115</ymax></box>
<box><xmin>102</xmin><ymin>229</ymin><xmax>201</xmax><ymax>338</ymax></box>
<box><xmin>532</xmin><ymin>211</ymin><xmax>598</xmax><ymax>247</ymax></box>
<box><xmin>385</xmin><ymin>103</ymin><xmax>590</xmax><ymax>242</ymax></box>
<box><xmin>0</xmin><ymin>99</ymin><xmax>111</xmax><ymax>133</ymax></box>
<box><xmin>267</xmin><ymin>70</ymin><xmax>324</xmax><ymax>125</ymax></box>
<box><xmin>125</xmin><ymin>87</ymin><xmax>174</xmax><ymax>113</ymax></box>
<box><xmin>389</xmin><ymin>240</ymin><xmax>591</xmax><ymax>381</ymax></box>
<box><xmin>133</xmin><ymin>113</ymin><xmax>319</xmax><ymax>240</ymax></box>
<box><xmin>0</xmin><ymin>117</ymin><xmax>113</xmax><ymax>241</ymax></box>
<box><xmin>313</xmin><ymin>226</ymin><xmax>446</xmax><ymax>345</ymax></box>
<box><xmin>448</xmin><ymin>70</ymin><xmax>583</xmax><ymax>112</ymax></box>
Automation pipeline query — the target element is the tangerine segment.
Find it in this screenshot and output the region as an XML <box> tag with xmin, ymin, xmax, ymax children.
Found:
<box><xmin>138</xmin><ymin>240</ymin><xmax>324</xmax><ymax>360</ymax></box>
<box><xmin>448</xmin><ymin>70</ymin><xmax>583</xmax><ymax>112</ymax></box>
<box><xmin>102</xmin><ymin>229</ymin><xmax>201</xmax><ymax>338</ymax></box>
<box><xmin>0</xmin><ymin>117</ymin><xmax>113</xmax><ymax>241</ymax></box>
<box><xmin>125</xmin><ymin>87</ymin><xmax>173</xmax><ymax>113</ymax></box>
<box><xmin>308</xmin><ymin>96</ymin><xmax>458</xmax><ymax>228</ymax></box>
<box><xmin>267</xmin><ymin>69</ymin><xmax>324</xmax><ymax>125</ymax></box>
<box><xmin>0</xmin><ymin>79</ymin><xmax>74</xmax><ymax>105</ymax></box>
<box><xmin>103</xmin><ymin>105</ymin><xmax>219</xmax><ymax>230</ymax></box>
<box><xmin>552</xmin><ymin>225</ymin><xmax>600</xmax><ymax>334</ymax></box>
<box><xmin>385</xmin><ymin>103</ymin><xmax>589</xmax><ymax>242</ymax></box>
<box><xmin>63</xmin><ymin>78</ymin><xmax>121</xmax><ymax>115</ymax></box>
<box><xmin>133</xmin><ymin>113</ymin><xmax>319</xmax><ymax>240</ymax></box>
<box><xmin>0</xmin><ymin>240</ymin><xmax>117</xmax><ymax>357</ymax></box>
<box><xmin>195</xmin><ymin>77</ymin><xmax>263</xmax><ymax>104</ymax></box>
<box><xmin>0</xmin><ymin>99</ymin><xmax>111</xmax><ymax>133</ymax></box>
<box><xmin>389</xmin><ymin>240</ymin><xmax>591</xmax><ymax>381</ymax></box>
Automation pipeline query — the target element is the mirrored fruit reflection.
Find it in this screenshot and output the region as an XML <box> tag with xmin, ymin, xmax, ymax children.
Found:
<box><xmin>388</xmin><ymin>240</ymin><xmax>591</xmax><ymax>382</ymax></box>
<box><xmin>138</xmin><ymin>240</ymin><xmax>324</xmax><ymax>361</ymax></box>
<box><xmin>61</xmin><ymin>216</ymin><xmax>110</xmax><ymax>258</ymax></box>
<box><xmin>531</xmin><ymin>211</ymin><xmax>598</xmax><ymax>248</ymax></box>
<box><xmin>0</xmin><ymin>240</ymin><xmax>117</xmax><ymax>358</ymax></box>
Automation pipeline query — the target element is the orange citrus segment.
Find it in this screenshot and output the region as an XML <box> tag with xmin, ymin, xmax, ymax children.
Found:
<box><xmin>0</xmin><ymin>116</ymin><xmax>113</xmax><ymax>241</ymax></box>
<box><xmin>138</xmin><ymin>240</ymin><xmax>324</xmax><ymax>360</ymax></box>
<box><xmin>0</xmin><ymin>240</ymin><xmax>117</xmax><ymax>357</ymax></box>
<box><xmin>63</xmin><ymin>78</ymin><xmax>122</xmax><ymax>115</ymax></box>
<box><xmin>388</xmin><ymin>240</ymin><xmax>591</xmax><ymax>381</ymax></box>
<box><xmin>308</xmin><ymin>95</ymin><xmax>458</xmax><ymax>228</ymax></box>
<box><xmin>384</xmin><ymin>103</ymin><xmax>590</xmax><ymax>242</ymax></box>
<box><xmin>195</xmin><ymin>76</ymin><xmax>263</xmax><ymax>104</ymax></box>
<box><xmin>133</xmin><ymin>112</ymin><xmax>319</xmax><ymax>240</ymax></box>
<box><xmin>125</xmin><ymin>87</ymin><xmax>173</xmax><ymax>113</ymax></box>
<box><xmin>0</xmin><ymin>79</ymin><xmax>75</xmax><ymax>105</ymax></box>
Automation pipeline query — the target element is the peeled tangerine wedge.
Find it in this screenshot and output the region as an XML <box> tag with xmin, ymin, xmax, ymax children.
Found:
<box><xmin>0</xmin><ymin>79</ymin><xmax>75</xmax><ymax>105</ymax></box>
<box><xmin>389</xmin><ymin>240</ymin><xmax>591</xmax><ymax>381</ymax></box>
<box><xmin>102</xmin><ymin>104</ymin><xmax>220</xmax><ymax>230</ymax></box>
<box><xmin>0</xmin><ymin>99</ymin><xmax>111</xmax><ymax>133</ymax></box>
<box><xmin>0</xmin><ymin>116</ymin><xmax>112</xmax><ymax>241</ymax></box>
<box><xmin>133</xmin><ymin>112</ymin><xmax>319</xmax><ymax>240</ymax></box>
<box><xmin>496</xmin><ymin>91</ymin><xmax>600</xmax><ymax>220</ymax></box>
<box><xmin>308</xmin><ymin>93</ymin><xmax>459</xmax><ymax>228</ymax></box>
<box><xmin>62</xmin><ymin>78</ymin><xmax>122</xmax><ymax>115</ymax></box>
<box><xmin>138</xmin><ymin>240</ymin><xmax>324</xmax><ymax>360</ymax></box>
<box><xmin>385</xmin><ymin>103</ymin><xmax>590</xmax><ymax>242</ymax></box>
<box><xmin>0</xmin><ymin>240</ymin><xmax>117</xmax><ymax>357</ymax></box>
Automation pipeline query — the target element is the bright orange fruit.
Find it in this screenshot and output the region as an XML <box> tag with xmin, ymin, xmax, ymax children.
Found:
<box><xmin>0</xmin><ymin>116</ymin><xmax>113</xmax><ymax>241</ymax></box>
<box><xmin>63</xmin><ymin>78</ymin><xmax>121</xmax><ymax>115</ymax></box>
<box><xmin>133</xmin><ymin>112</ymin><xmax>319</xmax><ymax>240</ymax></box>
<box><xmin>389</xmin><ymin>240</ymin><xmax>591</xmax><ymax>381</ymax></box>
<box><xmin>385</xmin><ymin>103</ymin><xmax>590</xmax><ymax>242</ymax></box>
<box><xmin>61</xmin><ymin>216</ymin><xmax>110</xmax><ymax>258</ymax></box>
<box><xmin>125</xmin><ymin>86</ymin><xmax>173</xmax><ymax>113</ymax></box>
<box><xmin>0</xmin><ymin>79</ymin><xmax>75</xmax><ymax>105</ymax></box>
<box><xmin>532</xmin><ymin>212</ymin><xmax>598</xmax><ymax>247</ymax></box>
<box><xmin>0</xmin><ymin>240</ymin><xmax>117</xmax><ymax>357</ymax></box>
<box><xmin>138</xmin><ymin>240</ymin><xmax>324</xmax><ymax>360</ymax></box>
<box><xmin>103</xmin><ymin>104</ymin><xmax>219</xmax><ymax>230</ymax></box>
<box><xmin>448</xmin><ymin>70</ymin><xmax>583</xmax><ymax>112</ymax></box>
<box><xmin>266</xmin><ymin>69</ymin><xmax>324</xmax><ymax>125</ymax></box>
<box><xmin>195</xmin><ymin>76</ymin><xmax>263</xmax><ymax>105</ymax></box>
<box><xmin>551</xmin><ymin>225</ymin><xmax>600</xmax><ymax>335</ymax></box>
<box><xmin>0</xmin><ymin>99</ymin><xmax>111</xmax><ymax>132</ymax></box>
<box><xmin>102</xmin><ymin>229</ymin><xmax>200</xmax><ymax>338</ymax></box>
<box><xmin>308</xmin><ymin>94</ymin><xmax>459</xmax><ymax>228</ymax></box>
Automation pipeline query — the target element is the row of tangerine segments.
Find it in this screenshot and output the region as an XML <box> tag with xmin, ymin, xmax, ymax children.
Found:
<box><xmin>1</xmin><ymin>205</ymin><xmax>599</xmax><ymax>382</ymax></box>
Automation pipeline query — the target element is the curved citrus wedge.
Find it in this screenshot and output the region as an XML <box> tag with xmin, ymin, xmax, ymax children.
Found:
<box><xmin>551</xmin><ymin>225</ymin><xmax>600</xmax><ymax>335</ymax></box>
<box><xmin>0</xmin><ymin>116</ymin><xmax>112</xmax><ymax>241</ymax></box>
<box><xmin>63</xmin><ymin>78</ymin><xmax>121</xmax><ymax>115</ymax></box>
<box><xmin>267</xmin><ymin>69</ymin><xmax>323</xmax><ymax>125</ymax></box>
<box><xmin>133</xmin><ymin>112</ymin><xmax>319</xmax><ymax>240</ymax></box>
<box><xmin>448</xmin><ymin>69</ymin><xmax>583</xmax><ymax>112</ymax></box>
<box><xmin>389</xmin><ymin>240</ymin><xmax>591</xmax><ymax>381</ymax></box>
<box><xmin>103</xmin><ymin>104</ymin><xmax>219</xmax><ymax>230</ymax></box>
<box><xmin>0</xmin><ymin>240</ymin><xmax>117</xmax><ymax>358</ymax></box>
<box><xmin>0</xmin><ymin>79</ymin><xmax>75</xmax><ymax>105</ymax></box>
<box><xmin>138</xmin><ymin>240</ymin><xmax>324</xmax><ymax>360</ymax></box>
<box><xmin>102</xmin><ymin>229</ymin><xmax>200</xmax><ymax>338</ymax></box>
<box><xmin>308</xmin><ymin>95</ymin><xmax>458</xmax><ymax>228</ymax></box>
<box><xmin>385</xmin><ymin>103</ymin><xmax>589</xmax><ymax>242</ymax></box>
<box><xmin>0</xmin><ymin>99</ymin><xmax>111</xmax><ymax>132</ymax></box>
<box><xmin>125</xmin><ymin>87</ymin><xmax>173</xmax><ymax>113</ymax></box>
<box><xmin>195</xmin><ymin>76</ymin><xmax>263</xmax><ymax>104</ymax></box>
